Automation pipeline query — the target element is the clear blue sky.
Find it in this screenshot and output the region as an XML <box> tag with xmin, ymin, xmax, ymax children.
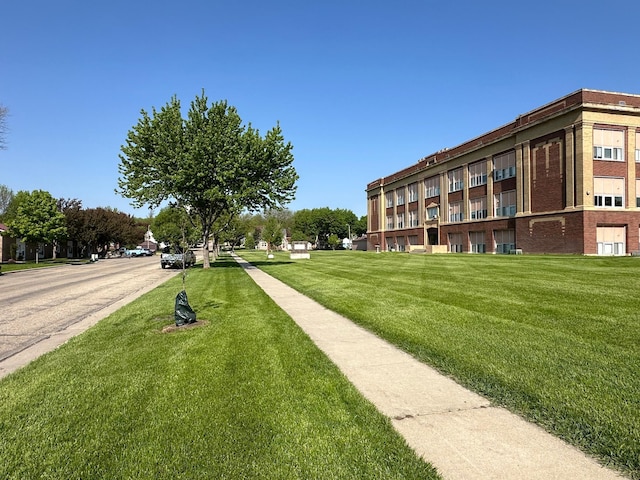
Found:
<box><xmin>2</xmin><ymin>0</ymin><xmax>640</xmax><ymax>219</ymax></box>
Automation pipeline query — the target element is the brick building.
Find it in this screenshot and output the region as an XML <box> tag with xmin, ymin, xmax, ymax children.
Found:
<box><xmin>366</xmin><ymin>89</ymin><xmax>640</xmax><ymax>255</ymax></box>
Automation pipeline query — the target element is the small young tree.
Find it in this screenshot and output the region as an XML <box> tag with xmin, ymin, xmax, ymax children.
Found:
<box><xmin>327</xmin><ymin>233</ymin><xmax>341</xmax><ymax>250</ymax></box>
<box><xmin>262</xmin><ymin>216</ymin><xmax>283</xmax><ymax>254</ymax></box>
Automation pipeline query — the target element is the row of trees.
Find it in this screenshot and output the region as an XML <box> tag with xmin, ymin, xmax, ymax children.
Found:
<box><xmin>0</xmin><ymin>185</ymin><xmax>148</xmax><ymax>260</ymax></box>
<box><xmin>213</xmin><ymin>207</ymin><xmax>367</xmax><ymax>251</ymax></box>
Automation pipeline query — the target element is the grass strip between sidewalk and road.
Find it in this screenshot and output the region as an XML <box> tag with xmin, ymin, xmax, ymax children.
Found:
<box><xmin>0</xmin><ymin>256</ymin><xmax>439</xmax><ymax>480</ymax></box>
<box><xmin>239</xmin><ymin>250</ymin><xmax>640</xmax><ymax>479</ymax></box>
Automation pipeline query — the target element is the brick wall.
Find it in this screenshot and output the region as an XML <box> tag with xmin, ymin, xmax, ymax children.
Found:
<box><xmin>516</xmin><ymin>213</ymin><xmax>584</xmax><ymax>254</ymax></box>
<box><xmin>531</xmin><ymin>139</ymin><xmax>565</xmax><ymax>212</ymax></box>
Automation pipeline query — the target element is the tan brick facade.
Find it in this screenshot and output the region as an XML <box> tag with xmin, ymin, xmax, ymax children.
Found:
<box><xmin>367</xmin><ymin>89</ymin><xmax>640</xmax><ymax>255</ymax></box>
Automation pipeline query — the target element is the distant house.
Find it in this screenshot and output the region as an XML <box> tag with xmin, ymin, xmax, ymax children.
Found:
<box><xmin>352</xmin><ymin>235</ymin><xmax>367</xmax><ymax>251</ymax></box>
<box><xmin>0</xmin><ymin>223</ymin><xmax>11</xmax><ymax>262</ymax></box>
<box><xmin>0</xmin><ymin>224</ymin><xmax>57</xmax><ymax>262</ymax></box>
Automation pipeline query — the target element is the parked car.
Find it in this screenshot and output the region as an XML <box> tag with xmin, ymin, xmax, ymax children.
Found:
<box><xmin>160</xmin><ymin>250</ymin><xmax>196</xmax><ymax>269</ymax></box>
<box><xmin>125</xmin><ymin>248</ymin><xmax>148</xmax><ymax>257</ymax></box>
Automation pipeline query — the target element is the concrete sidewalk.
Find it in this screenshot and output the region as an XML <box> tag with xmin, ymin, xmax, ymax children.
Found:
<box><xmin>233</xmin><ymin>254</ymin><xmax>623</xmax><ymax>480</ymax></box>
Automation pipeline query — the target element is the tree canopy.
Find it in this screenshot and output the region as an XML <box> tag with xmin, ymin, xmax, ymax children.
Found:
<box><xmin>59</xmin><ymin>200</ymin><xmax>141</xmax><ymax>257</ymax></box>
<box><xmin>151</xmin><ymin>205</ymin><xmax>200</xmax><ymax>251</ymax></box>
<box><xmin>117</xmin><ymin>91</ymin><xmax>298</xmax><ymax>268</ymax></box>
<box><xmin>292</xmin><ymin>207</ymin><xmax>358</xmax><ymax>247</ymax></box>
<box><xmin>5</xmin><ymin>190</ymin><xmax>67</xmax><ymax>261</ymax></box>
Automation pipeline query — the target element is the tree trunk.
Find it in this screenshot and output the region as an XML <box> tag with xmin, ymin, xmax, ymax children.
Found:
<box><xmin>201</xmin><ymin>233</ymin><xmax>211</xmax><ymax>269</ymax></box>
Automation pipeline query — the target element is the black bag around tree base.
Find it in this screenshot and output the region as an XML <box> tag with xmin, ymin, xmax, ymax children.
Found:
<box><xmin>175</xmin><ymin>290</ymin><xmax>196</xmax><ymax>326</ymax></box>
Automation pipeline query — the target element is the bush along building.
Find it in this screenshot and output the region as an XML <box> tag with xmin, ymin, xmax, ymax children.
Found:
<box><xmin>366</xmin><ymin>89</ymin><xmax>640</xmax><ymax>255</ymax></box>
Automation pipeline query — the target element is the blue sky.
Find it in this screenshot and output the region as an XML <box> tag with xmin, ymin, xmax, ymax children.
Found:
<box><xmin>2</xmin><ymin>0</ymin><xmax>640</xmax><ymax>219</ymax></box>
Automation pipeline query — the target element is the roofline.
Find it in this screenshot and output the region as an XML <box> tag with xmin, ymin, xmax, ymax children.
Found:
<box><xmin>367</xmin><ymin>88</ymin><xmax>640</xmax><ymax>190</ymax></box>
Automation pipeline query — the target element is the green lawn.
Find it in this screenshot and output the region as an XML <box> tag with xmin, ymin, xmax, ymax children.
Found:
<box><xmin>0</xmin><ymin>257</ymin><xmax>439</xmax><ymax>480</ymax></box>
<box><xmin>240</xmin><ymin>250</ymin><xmax>640</xmax><ymax>479</ymax></box>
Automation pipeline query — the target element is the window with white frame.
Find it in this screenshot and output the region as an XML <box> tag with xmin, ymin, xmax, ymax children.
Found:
<box><xmin>494</xmin><ymin>229</ymin><xmax>515</xmax><ymax>254</ymax></box>
<box><xmin>408</xmin><ymin>209</ymin><xmax>419</xmax><ymax>227</ymax></box>
<box><xmin>386</xmin><ymin>215</ymin><xmax>394</xmax><ymax>230</ymax></box>
<box><xmin>448</xmin><ymin>168</ymin><xmax>463</xmax><ymax>192</ymax></box>
<box><xmin>636</xmin><ymin>132</ymin><xmax>640</xmax><ymax>162</ymax></box>
<box><xmin>636</xmin><ymin>179</ymin><xmax>640</xmax><ymax>208</ymax></box>
<box><xmin>424</xmin><ymin>176</ymin><xmax>440</xmax><ymax>198</ymax></box>
<box><xmin>594</xmin><ymin>177</ymin><xmax>624</xmax><ymax>208</ymax></box>
<box><xmin>448</xmin><ymin>232</ymin><xmax>464</xmax><ymax>253</ymax></box>
<box><xmin>385</xmin><ymin>192</ymin><xmax>394</xmax><ymax>208</ymax></box>
<box><xmin>396</xmin><ymin>188</ymin><xmax>405</xmax><ymax>206</ymax></box>
<box><xmin>493</xmin><ymin>151</ymin><xmax>516</xmax><ymax>181</ymax></box>
<box><xmin>494</xmin><ymin>190</ymin><xmax>516</xmax><ymax>217</ymax></box>
<box><xmin>597</xmin><ymin>226</ymin><xmax>625</xmax><ymax>255</ymax></box>
<box><xmin>426</xmin><ymin>205</ymin><xmax>439</xmax><ymax>220</ymax></box>
<box><xmin>593</xmin><ymin>128</ymin><xmax>624</xmax><ymax>161</ymax></box>
<box><xmin>469</xmin><ymin>231</ymin><xmax>486</xmax><ymax>253</ymax></box>
<box><xmin>469</xmin><ymin>196</ymin><xmax>487</xmax><ymax>220</ymax></box>
<box><xmin>469</xmin><ymin>161</ymin><xmax>487</xmax><ymax>187</ymax></box>
<box><xmin>396</xmin><ymin>212</ymin><xmax>405</xmax><ymax>229</ymax></box>
<box><xmin>408</xmin><ymin>183</ymin><xmax>418</xmax><ymax>202</ymax></box>
<box><xmin>448</xmin><ymin>201</ymin><xmax>463</xmax><ymax>222</ymax></box>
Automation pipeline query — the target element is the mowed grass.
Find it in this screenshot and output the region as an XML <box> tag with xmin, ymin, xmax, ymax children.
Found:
<box><xmin>240</xmin><ymin>250</ymin><xmax>640</xmax><ymax>478</ymax></box>
<box><xmin>0</xmin><ymin>257</ymin><xmax>439</xmax><ymax>479</ymax></box>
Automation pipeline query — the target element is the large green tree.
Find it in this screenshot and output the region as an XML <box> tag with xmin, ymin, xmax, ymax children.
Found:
<box><xmin>59</xmin><ymin>200</ymin><xmax>140</xmax><ymax>257</ymax></box>
<box><xmin>6</xmin><ymin>190</ymin><xmax>67</xmax><ymax>262</ymax></box>
<box><xmin>117</xmin><ymin>92</ymin><xmax>298</xmax><ymax>268</ymax></box>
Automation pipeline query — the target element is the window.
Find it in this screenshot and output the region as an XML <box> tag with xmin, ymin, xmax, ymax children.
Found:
<box><xmin>396</xmin><ymin>237</ymin><xmax>406</xmax><ymax>252</ymax></box>
<box><xmin>408</xmin><ymin>210</ymin><xmax>419</xmax><ymax>227</ymax></box>
<box><xmin>594</xmin><ymin>177</ymin><xmax>624</xmax><ymax>208</ymax></box>
<box><xmin>449</xmin><ymin>201</ymin><xmax>463</xmax><ymax>222</ymax></box>
<box><xmin>637</xmin><ymin>179</ymin><xmax>640</xmax><ymax>208</ymax></box>
<box><xmin>469</xmin><ymin>231</ymin><xmax>486</xmax><ymax>253</ymax></box>
<box><xmin>386</xmin><ymin>237</ymin><xmax>394</xmax><ymax>251</ymax></box>
<box><xmin>396</xmin><ymin>188</ymin><xmax>405</xmax><ymax>206</ymax></box>
<box><xmin>597</xmin><ymin>226</ymin><xmax>625</xmax><ymax>255</ymax></box>
<box><xmin>408</xmin><ymin>183</ymin><xmax>418</xmax><ymax>202</ymax></box>
<box><xmin>426</xmin><ymin>205</ymin><xmax>439</xmax><ymax>220</ymax></box>
<box><xmin>385</xmin><ymin>192</ymin><xmax>393</xmax><ymax>208</ymax></box>
<box><xmin>469</xmin><ymin>196</ymin><xmax>487</xmax><ymax>220</ymax></box>
<box><xmin>386</xmin><ymin>215</ymin><xmax>394</xmax><ymax>230</ymax></box>
<box><xmin>448</xmin><ymin>232</ymin><xmax>464</xmax><ymax>253</ymax></box>
<box><xmin>448</xmin><ymin>168</ymin><xmax>463</xmax><ymax>192</ymax></box>
<box><xmin>636</xmin><ymin>132</ymin><xmax>640</xmax><ymax>163</ymax></box>
<box><xmin>494</xmin><ymin>229</ymin><xmax>515</xmax><ymax>254</ymax></box>
<box><xmin>494</xmin><ymin>190</ymin><xmax>516</xmax><ymax>217</ymax></box>
<box><xmin>396</xmin><ymin>212</ymin><xmax>405</xmax><ymax>229</ymax></box>
<box><xmin>593</xmin><ymin>128</ymin><xmax>624</xmax><ymax>161</ymax></box>
<box><xmin>493</xmin><ymin>151</ymin><xmax>516</xmax><ymax>181</ymax></box>
<box><xmin>469</xmin><ymin>161</ymin><xmax>487</xmax><ymax>187</ymax></box>
<box><xmin>424</xmin><ymin>176</ymin><xmax>440</xmax><ymax>198</ymax></box>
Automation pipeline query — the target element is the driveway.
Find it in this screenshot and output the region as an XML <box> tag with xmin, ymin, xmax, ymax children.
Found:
<box><xmin>0</xmin><ymin>255</ymin><xmax>180</xmax><ymax>378</ymax></box>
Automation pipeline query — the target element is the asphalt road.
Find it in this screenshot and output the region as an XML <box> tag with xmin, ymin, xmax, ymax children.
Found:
<box><xmin>0</xmin><ymin>255</ymin><xmax>180</xmax><ymax>377</ymax></box>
